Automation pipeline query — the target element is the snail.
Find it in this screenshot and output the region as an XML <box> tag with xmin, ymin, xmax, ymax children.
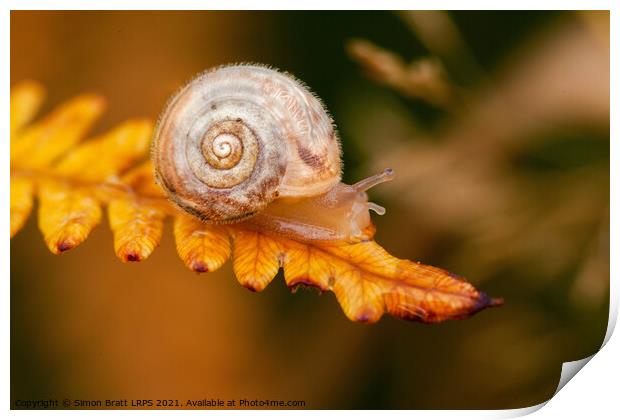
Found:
<box><xmin>152</xmin><ymin>64</ymin><xmax>394</xmax><ymax>242</ymax></box>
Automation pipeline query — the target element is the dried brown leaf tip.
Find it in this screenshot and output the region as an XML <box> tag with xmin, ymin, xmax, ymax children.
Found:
<box><xmin>10</xmin><ymin>82</ymin><xmax>502</xmax><ymax>323</ymax></box>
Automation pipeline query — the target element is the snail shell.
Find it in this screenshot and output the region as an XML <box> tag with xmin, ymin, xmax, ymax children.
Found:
<box><xmin>153</xmin><ymin>64</ymin><xmax>393</xmax><ymax>242</ymax></box>
<box><xmin>152</xmin><ymin>64</ymin><xmax>341</xmax><ymax>223</ymax></box>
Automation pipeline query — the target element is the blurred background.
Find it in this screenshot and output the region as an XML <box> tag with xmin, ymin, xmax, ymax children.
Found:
<box><xmin>11</xmin><ymin>11</ymin><xmax>609</xmax><ymax>409</ymax></box>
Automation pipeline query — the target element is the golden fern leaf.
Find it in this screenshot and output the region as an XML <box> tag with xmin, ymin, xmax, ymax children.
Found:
<box><xmin>10</xmin><ymin>82</ymin><xmax>502</xmax><ymax>323</ymax></box>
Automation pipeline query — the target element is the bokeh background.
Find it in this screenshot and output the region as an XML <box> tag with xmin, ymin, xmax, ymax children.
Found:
<box><xmin>10</xmin><ymin>11</ymin><xmax>609</xmax><ymax>409</ymax></box>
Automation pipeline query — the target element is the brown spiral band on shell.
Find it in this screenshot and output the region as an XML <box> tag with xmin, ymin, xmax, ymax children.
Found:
<box><xmin>201</xmin><ymin>122</ymin><xmax>244</xmax><ymax>170</ymax></box>
<box><xmin>188</xmin><ymin>119</ymin><xmax>258</xmax><ymax>188</ymax></box>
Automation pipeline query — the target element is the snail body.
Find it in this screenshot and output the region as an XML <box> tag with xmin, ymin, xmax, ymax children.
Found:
<box><xmin>153</xmin><ymin>64</ymin><xmax>393</xmax><ymax>242</ymax></box>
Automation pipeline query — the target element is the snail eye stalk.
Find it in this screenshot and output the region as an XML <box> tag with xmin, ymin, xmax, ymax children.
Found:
<box><xmin>353</xmin><ymin>168</ymin><xmax>395</xmax><ymax>192</ymax></box>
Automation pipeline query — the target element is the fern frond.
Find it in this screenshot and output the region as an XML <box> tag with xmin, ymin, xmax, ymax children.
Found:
<box><xmin>10</xmin><ymin>82</ymin><xmax>502</xmax><ymax>323</ymax></box>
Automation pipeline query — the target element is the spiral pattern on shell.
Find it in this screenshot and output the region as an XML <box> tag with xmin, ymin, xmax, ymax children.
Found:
<box><xmin>152</xmin><ymin>64</ymin><xmax>342</xmax><ymax>222</ymax></box>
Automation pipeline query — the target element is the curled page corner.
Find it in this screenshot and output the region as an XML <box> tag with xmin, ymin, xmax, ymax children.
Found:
<box><xmin>546</xmin><ymin>288</ymin><xmax>617</xmax><ymax>407</ymax></box>
<box><xmin>498</xmin><ymin>354</ymin><xmax>602</xmax><ymax>418</ymax></box>
<box><xmin>554</xmin><ymin>355</ymin><xmax>595</xmax><ymax>395</ymax></box>
<box><xmin>498</xmin><ymin>295</ymin><xmax>616</xmax><ymax>418</ymax></box>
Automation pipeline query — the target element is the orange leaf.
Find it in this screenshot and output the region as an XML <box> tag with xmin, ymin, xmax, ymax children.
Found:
<box><xmin>10</xmin><ymin>81</ymin><xmax>45</xmax><ymax>137</ymax></box>
<box><xmin>174</xmin><ymin>214</ymin><xmax>231</xmax><ymax>273</ymax></box>
<box><xmin>55</xmin><ymin>119</ymin><xmax>152</xmax><ymax>182</ymax></box>
<box><xmin>232</xmin><ymin>227</ymin><xmax>502</xmax><ymax>323</ymax></box>
<box><xmin>37</xmin><ymin>181</ymin><xmax>102</xmax><ymax>254</ymax></box>
<box><xmin>315</xmin><ymin>240</ymin><xmax>501</xmax><ymax>323</ymax></box>
<box><xmin>11</xmin><ymin>94</ymin><xmax>105</xmax><ymax>169</ymax></box>
<box><xmin>10</xmin><ymin>177</ymin><xmax>34</xmax><ymax>238</ymax></box>
<box><xmin>108</xmin><ymin>199</ymin><xmax>165</xmax><ymax>262</ymax></box>
<box><xmin>231</xmin><ymin>229</ymin><xmax>285</xmax><ymax>292</ymax></box>
<box><xmin>122</xmin><ymin>161</ymin><xmax>167</xmax><ymax>199</ymax></box>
